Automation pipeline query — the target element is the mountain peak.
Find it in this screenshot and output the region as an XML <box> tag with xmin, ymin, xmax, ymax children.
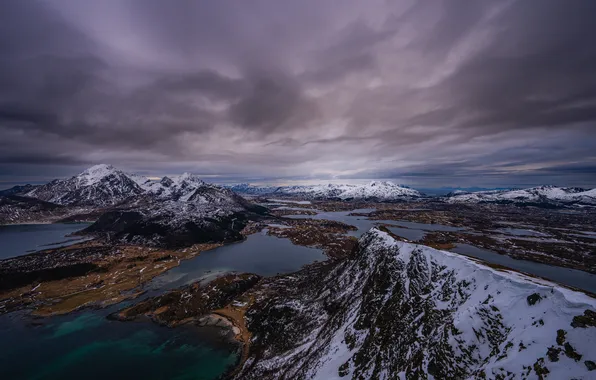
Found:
<box><xmin>177</xmin><ymin>172</ymin><xmax>204</xmax><ymax>184</ymax></box>
<box><xmin>160</xmin><ymin>176</ymin><xmax>174</xmax><ymax>187</ymax></box>
<box><xmin>81</xmin><ymin>164</ymin><xmax>116</xmax><ymax>174</ymax></box>
<box><xmin>77</xmin><ymin>164</ymin><xmax>121</xmax><ymax>186</ymax></box>
<box><xmin>79</xmin><ymin>164</ymin><xmax>117</xmax><ymax>177</ymax></box>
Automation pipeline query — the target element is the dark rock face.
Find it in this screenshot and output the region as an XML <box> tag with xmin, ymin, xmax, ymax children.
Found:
<box><xmin>83</xmin><ymin>210</ymin><xmax>257</xmax><ymax>248</ymax></box>
<box><xmin>160</xmin><ymin>176</ymin><xmax>174</xmax><ymax>187</ymax></box>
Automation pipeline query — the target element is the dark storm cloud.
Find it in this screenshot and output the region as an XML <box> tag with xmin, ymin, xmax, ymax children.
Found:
<box><xmin>0</xmin><ymin>0</ymin><xmax>595</xmax><ymax>187</ymax></box>
<box><xmin>230</xmin><ymin>70</ymin><xmax>319</xmax><ymax>132</ymax></box>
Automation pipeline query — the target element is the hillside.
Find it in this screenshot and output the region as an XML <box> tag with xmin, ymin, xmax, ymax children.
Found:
<box><xmin>235</xmin><ymin>228</ymin><xmax>596</xmax><ymax>379</ymax></box>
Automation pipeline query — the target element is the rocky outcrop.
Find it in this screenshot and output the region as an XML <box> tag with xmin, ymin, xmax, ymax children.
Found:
<box><xmin>234</xmin><ymin>228</ymin><xmax>596</xmax><ymax>379</ymax></box>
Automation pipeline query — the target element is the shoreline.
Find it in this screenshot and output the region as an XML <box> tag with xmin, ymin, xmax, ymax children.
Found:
<box><xmin>0</xmin><ymin>239</ymin><xmax>225</xmax><ymax>316</ymax></box>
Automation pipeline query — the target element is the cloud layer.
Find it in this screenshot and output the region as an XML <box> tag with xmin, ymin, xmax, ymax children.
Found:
<box><xmin>1</xmin><ymin>0</ymin><xmax>595</xmax><ymax>188</ymax></box>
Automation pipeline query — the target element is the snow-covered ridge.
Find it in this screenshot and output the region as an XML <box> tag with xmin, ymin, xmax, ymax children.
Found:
<box><xmin>228</xmin><ymin>181</ymin><xmax>422</xmax><ymax>200</ymax></box>
<box><xmin>21</xmin><ymin>164</ymin><xmax>232</xmax><ymax>207</ymax></box>
<box><xmin>446</xmin><ymin>185</ymin><xmax>596</xmax><ymax>205</ymax></box>
<box><xmin>25</xmin><ymin>164</ymin><xmax>145</xmax><ymax>206</ymax></box>
<box><xmin>236</xmin><ymin>228</ymin><xmax>596</xmax><ymax>379</ymax></box>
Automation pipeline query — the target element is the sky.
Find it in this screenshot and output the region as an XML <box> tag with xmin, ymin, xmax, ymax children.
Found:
<box><xmin>1</xmin><ymin>0</ymin><xmax>596</xmax><ymax>189</ymax></box>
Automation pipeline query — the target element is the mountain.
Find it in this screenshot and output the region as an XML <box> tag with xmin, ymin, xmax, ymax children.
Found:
<box><xmin>235</xmin><ymin>228</ymin><xmax>596</xmax><ymax>379</ymax></box>
<box><xmin>23</xmin><ymin>164</ymin><xmax>145</xmax><ymax>207</ymax></box>
<box><xmin>225</xmin><ymin>183</ymin><xmax>283</xmax><ymax>196</ymax></box>
<box><xmin>83</xmin><ymin>188</ymin><xmax>262</xmax><ymax>247</ymax></box>
<box><xmin>445</xmin><ymin>185</ymin><xmax>596</xmax><ymax>206</ymax></box>
<box><xmin>229</xmin><ymin>181</ymin><xmax>422</xmax><ymax>200</ymax></box>
<box><xmin>0</xmin><ymin>184</ymin><xmax>38</xmax><ymax>196</ymax></box>
<box><xmin>13</xmin><ymin>165</ymin><xmax>228</xmax><ymax>207</ymax></box>
<box><xmin>71</xmin><ymin>169</ymin><xmax>268</xmax><ymax>247</ymax></box>
<box><xmin>0</xmin><ymin>165</ymin><xmax>268</xmax><ymax>245</ymax></box>
<box><xmin>0</xmin><ymin>195</ymin><xmax>65</xmax><ymax>224</ymax></box>
<box><xmin>143</xmin><ymin>172</ymin><xmax>210</xmax><ymax>201</ymax></box>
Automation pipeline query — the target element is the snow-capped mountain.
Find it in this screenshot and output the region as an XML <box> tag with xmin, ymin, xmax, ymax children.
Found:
<box><xmin>1</xmin><ymin>164</ymin><xmax>269</xmax><ymax>233</ymax></box>
<box><xmin>236</xmin><ymin>228</ymin><xmax>596</xmax><ymax>379</ymax></box>
<box><xmin>14</xmin><ymin>164</ymin><xmax>237</xmax><ymax>207</ymax></box>
<box><xmin>83</xmin><ymin>184</ymin><xmax>265</xmax><ymax>247</ymax></box>
<box><xmin>225</xmin><ymin>183</ymin><xmax>283</xmax><ymax>196</ymax></box>
<box><xmin>24</xmin><ymin>164</ymin><xmax>145</xmax><ymax>207</ymax></box>
<box><xmin>143</xmin><ymin>172</ymin><xmax>209</xmax><ymax>201</ymax></box>
<box><xmin>446</xmin><ymin>185</ymin><xmax>596</xmax><ymax>206</ymax></box>
<box><xmin>23</xmin><ymin>165</ymin><xmax>267</xmax><ymax>246</ymax></box>
<box><xmin>229</xmin><ymin>181</ymin><xmax>422</xmax><ymax>200</ymax></box>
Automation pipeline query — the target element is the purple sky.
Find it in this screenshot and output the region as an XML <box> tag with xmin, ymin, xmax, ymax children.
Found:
<box><xmin>1</xmin><ymin>0</ymin><xmax>595</xmax><ymax>189</ymax></box>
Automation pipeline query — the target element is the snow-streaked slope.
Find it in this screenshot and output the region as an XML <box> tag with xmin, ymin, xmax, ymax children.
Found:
<box><xmin>236</xmin><ymin>228</ymin><xmax>596</xmax><ymax>379</ymax></box>
<box><xmin>225</xmin><ymin>183</ymin><xmax>283</xmax><ymax>196</ymax></box>
<box><xmin>229</xmin><ymin>181</ymin><xmax>422</xmax><ymax>200</ymax></box>
<box><xmin>142</xmin><ymin>172</ymin><xmax>208</xmax><ymax>201</ymax></box>
<box><xmin>84</xmin><ymin>187</ymin><xmax>257</xmax><ymax>247</ymax></box>
<box><xmin>20</xmin><ymin>164</ymin><xmax>251</xmax><ymax>209</ymax></box>
<box><xmin>74</xmin><ymin>168</ymin><xmax>264</xmax><ymax>247</ymax></box>
<box><xmin>25</xmin><ymin>164</ymin><xmax>145</xmax><ymax>206</ymax></box>
<box><xmin>446</xmin><ymin>185</ymin><xmax>596</xmax><ymax>206</ymax></box>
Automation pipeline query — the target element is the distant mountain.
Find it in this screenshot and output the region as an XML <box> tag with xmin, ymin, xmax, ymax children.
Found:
<box><xmin>0</xmin><ymin>165</ymin><xmax>268</xmax><ymax>245</ymax></box>
<box><xmin>235</xmin><ymin>228</ymin><xmax>596</xmax><ymax>379</ymax></box>
<box><xmin>0</xmin><ymin>184</ymin><xmax>38</xmax><ymax>196</ymax></box>
<box><xmin>228</xmin><ymin>181</ymin><xmax>422</xmax><ymax>200</ymax></box>
<box><xmin>11</xmin><ymin>165</ymin><xmax>232</xmax><ymax>207</ymax></box>
<box><xmin>445</xmin><ymin>185</ymin><xmax>596</xmax><ymax>206</ymax></box>
<box><xmin>420</xmin><ymin>187</ymin><xmax>512</xmax><ymax>196</ymax></box>
<box><xmin>0</xmin><ymin>195</ymin><xmax>65</xmax><ymax>224</ymax></box>
<box><xmin>55</xmin><ymin>166</ymin><xmax>268</xmax><ymax>247</ymax></box>
<box><xmin>225</xmin><ymin>183</ymin><xmax>283</xmax><ymax>196</ymax></box>
<box><xmin>23</xmin><ymin>164</ymin><xmax>145</xmax><ymax>207</ymax></box>
<box><xmin>143</xmin><ymin>173</ymin><xmax>210</xmax><ymax>201</ymax></box>
<box><xmin>83</xmin><ymin>186</ymin><xmax>263</xmax><ymax>247</ymax></box>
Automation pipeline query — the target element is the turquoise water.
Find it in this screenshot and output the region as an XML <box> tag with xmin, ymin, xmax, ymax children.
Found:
<box><xmin>0</xmin><ymin>225</ymin><xmax>326</xmax><ymax>379</ymax></box>
<box><xmin>0</xmin><ymin>310</ymin><xmax>238</xmax><ymax>380</ymax></box>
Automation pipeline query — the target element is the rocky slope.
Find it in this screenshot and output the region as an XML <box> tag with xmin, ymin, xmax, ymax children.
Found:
<box><xmin>229</xmin><ymin>181</ymin><xmax>422</xmax><ymax>201</ymax></box>
<box><xmin>446</xmin><ymin>186</ymin><xmax>596</xmax><ymax>207</ymax></box>
<box><xmin>83</xmin><ymin>187</ymin><xmax>267</xmax><ymax>247</ymax></box>
<box><xmin>235</xmin><ymin>228</ymin><xmax>596</xmax><ymax>379</ymax></box>
<box><xmin>0</xmin><ymin>195</ymin><xmax>69</xmax><ymax>224</ymax></box>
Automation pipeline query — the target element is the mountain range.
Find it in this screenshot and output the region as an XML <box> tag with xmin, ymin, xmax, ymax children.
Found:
<box><xmin>229</xmin><ymin>183</ymin><xmax>596</xmax><ymax>206</ymax></box>
<box><xmin>2</xmin><ymin>165</ymin><xmax>596</xmax><ymax>210</ymax></box>
<box><xmin>446</xmin><ymin>186</ymin><xmax>596</xmax><ymax>206</ymax></box>
<box><xmin>227</xmin><ymin>181</ymin><xmax>422</xmax><ymax>200</ymax></box>
<box><xmin>0</xmin><ymin>165</ymin><xmax>266</xmax><ymax>247</ymax></box>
